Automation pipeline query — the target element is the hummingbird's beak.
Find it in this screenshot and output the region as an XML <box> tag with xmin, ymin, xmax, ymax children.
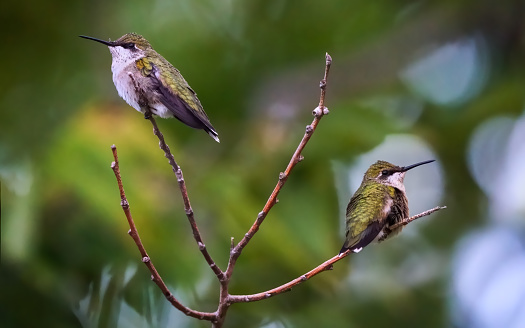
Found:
<box><xmin>401</xmin><ymin>159</ymin><xmax>435</xmax><ymax>172</ymax></box>
<box><xmin>79</xmin><ymin>35</ymin><xmax>116</xmax><ymax>47</ymax></box>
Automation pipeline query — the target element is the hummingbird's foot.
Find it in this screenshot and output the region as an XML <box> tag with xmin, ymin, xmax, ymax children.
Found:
<box><xmin>143</xmin><ymin>110</ymin><xmax>153</xmax><ymax>120</ymax></box>
<box><xmin>378</xmin><ymin>227</ymin><xmax>392</xmax><ymax>243</ymax></box>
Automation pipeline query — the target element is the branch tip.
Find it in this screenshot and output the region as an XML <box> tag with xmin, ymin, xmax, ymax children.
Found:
<box><xmin>325</xmin><ymin>52</ymin><xmax>332</xmax><ymax>65</ymax></box>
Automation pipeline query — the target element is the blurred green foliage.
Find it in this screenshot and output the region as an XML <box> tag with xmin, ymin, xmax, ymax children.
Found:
<box><xmin>2</xmin><ymin>0</ymin><xmax>525</xmax><ymax>327</ymax></box>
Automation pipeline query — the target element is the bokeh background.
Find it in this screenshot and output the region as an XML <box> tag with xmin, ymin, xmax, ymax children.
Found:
<box><xmin>2</xmin><ymin>1</ymin><xmax>525</xmax><ymax>327</ymax></box>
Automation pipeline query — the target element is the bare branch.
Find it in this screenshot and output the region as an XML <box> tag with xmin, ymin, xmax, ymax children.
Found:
<box><xmin>225</xmin><ymin>53</ymin><xmax>333</xmax><ymax>279</ymax></box>
<box><xmin>144</xmin><ymin>110</ymin><xmax>225</xmax><ymax>281</ymax></box>
<box><xmin>229</xmin><ymin>253</ymin><xmax>346</xmax><ymax>303</ymax></box>
<box><xmin>110</xmin><ymin>145</ymin><xmax>215</xmax><ymax>321</ymax></box>
<box><xmin>228</xmin><ymin>205</ymin><xmax>445</xmax><ymax>303</ymax></box>
<box><xmin>389</xmin><ymin>206</ymin><xmax>446</xmax><ymax>231</ymax></box>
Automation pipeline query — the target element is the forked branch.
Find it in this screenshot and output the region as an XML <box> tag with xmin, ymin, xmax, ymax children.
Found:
<box><xmin>110</xmin><ymin>53</ymin><xmax>445</xmax><ymax>328</ymax></box>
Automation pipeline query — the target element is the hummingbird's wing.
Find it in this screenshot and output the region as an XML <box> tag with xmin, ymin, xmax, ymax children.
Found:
<box><xmin>137</xmin><ymin>57</ymin><xmax>219</xmax><ymax>142</ymax></box>
<box><xmin>339</xmin><ymin>184</ymin><xmax>393</xmax><ymax>254</ymax></box>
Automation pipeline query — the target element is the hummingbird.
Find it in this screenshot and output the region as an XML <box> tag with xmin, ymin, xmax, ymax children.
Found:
<box><xmin>80</xmin><ymin>33</ymin><xmax>219</xmax><ymax>142</ymax></box>
<box><xmin>339</xmin><ymin>159</ymin><xmax>434</xmax><ymax>254</ymax></box>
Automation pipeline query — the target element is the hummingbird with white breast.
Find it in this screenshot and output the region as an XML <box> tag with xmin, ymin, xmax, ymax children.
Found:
<box><xmin>80</xmin><ymin>33</ymin><xmax>219</xmax><ymax>142</ymax></box>
<box><xmin>339</xmin><ymin>159</ymin><xmax>434</xmax><ymax>254</ymax></box>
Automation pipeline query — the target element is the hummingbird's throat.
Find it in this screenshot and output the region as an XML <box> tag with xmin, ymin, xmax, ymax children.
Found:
<box><xmin>109</xmin><ymin>47</ymin><xmax>145</xmax><ymax>72</ymax></box>
<box><xmin>383</xmin><ymin>172</ymin><xmax>406</xmax><ymax>192</ymax></box>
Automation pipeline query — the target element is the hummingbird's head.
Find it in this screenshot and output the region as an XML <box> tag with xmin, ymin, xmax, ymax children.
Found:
<box><xmin>364</xmin><ymin>160</ymin><xmax>435</xmax><ymax>191</ymax></box>
<box><xmin>79</xmin><ymin>33</ymin><xmax>151</xmax><ymax>63</ymax></box>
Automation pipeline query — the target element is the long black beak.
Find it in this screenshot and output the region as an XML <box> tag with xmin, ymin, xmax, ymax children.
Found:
<box><xmin>401</xmin><ymin>159</ymin><xmax>435</xmax><ymax>172</ymax></box>
<box><xmin>79</xmin><ymin>35</ymin><xmax>115</xmax><ymax>47</ymax></box>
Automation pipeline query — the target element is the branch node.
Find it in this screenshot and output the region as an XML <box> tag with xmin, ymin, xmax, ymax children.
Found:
<box><xmin>300</xmin><ymin>275</ymin><xmax>307</xmax><ymax>282</ymax></box>
<box><xmin>305</xmin><ymin>125</ymin><xmax>314</xmax><ymax>135</ymax></box>
<box><xmin>319</xmin><ymin>80</ymin><xmax>327</xmax><ymax>89</ymax></box>
<box><xmin>297</xmin><ymin>155</ymin><xmax>304</xmax><ymax>162</ymax></box>
<box><xmin>312</xmin><ymin>106</ymin><xmax>323</xmax><ymax>117</ymax></box>
<box><xmin>151</xmin><ymin>275</ymin><xmax>155</xmax><ymax>281</ymax></box>
<box><xmin>275</xmin><ymin>198</ymin><xmax>279</xmax><ymax>204</ymax></box>
<box><xmin>121</xmin><ymin>200</ymin><xmax>129</xmax><ymax>209</ymax></box>
<box><xmin>127</xmin><ymin>229</ymin><xmax>132</xmax><ymax>235</ymax></box>
<box><xmin>185</xmin><ymin>208</ymin><xmax>193</xmax><ymax>216</ymax></box>
<box><xmin>322</xmin><ymin>107</ymin><xmax>330</xmax><ymax>115</ymax></box>
<box><xmin>265</xmin><ymin>293</ymin><xmax>272</xmax><ymax>298</ymax></box>
<box><xmin>142</xmin><ymin>256</ymin><xmax>151</xmax><ymax>263</ymax></box>
<box><xmin>278</xmin><ymin>172</ymin><xmax>286</xmax><ymax>180</ymax></box>
<box><xmin>257</xmin><ymin>211</ymin><xmax>265</xmax><ymax>220</ymax></box>
<box><xmin>111</xmin><ymin>161</ymin><xmax>116</xmax><ymax>169</ymax></box>
<box><xmin>198</xmin><ymin>242</ymin><xmax>205</xmax><ymax>251</ymax></box>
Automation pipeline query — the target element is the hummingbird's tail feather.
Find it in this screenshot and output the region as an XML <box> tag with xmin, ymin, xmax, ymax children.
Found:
<box><xmin>208</xmin><ymin>130</ymin><xmax>220</xmax><ymax>143</ymax></box>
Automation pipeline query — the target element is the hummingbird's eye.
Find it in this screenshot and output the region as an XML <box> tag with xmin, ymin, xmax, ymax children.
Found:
<box><xmin>122</xmin><ymin>43</ymin><xmax>135</xmax><ymax>49</ymax></box>
<box><xmin>381</xmin><ymin>170</ymin><xmax>390</xmax><ymax>176</ymax></box>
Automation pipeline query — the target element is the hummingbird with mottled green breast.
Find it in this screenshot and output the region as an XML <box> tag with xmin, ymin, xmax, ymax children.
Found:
<box><xmin>340</xmin><ymin>159</ymin><xmax>434</xmax><ymax>254</ymax></box>
<box><xmin>80</xmin><ymin>33</ymin><xmax>219</xmax><ymax>142</ymax></box>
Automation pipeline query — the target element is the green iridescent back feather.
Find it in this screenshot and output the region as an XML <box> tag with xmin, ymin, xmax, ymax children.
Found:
<box><xmin>141</xmin><ymin>51</ymin><xmax>209</xmax><ymax>121</ymax></box>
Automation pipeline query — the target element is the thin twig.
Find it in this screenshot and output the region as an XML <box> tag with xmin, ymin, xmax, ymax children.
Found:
<box><xmin>110</xmin><ymin>145</ymin><xmax>215</xmax><ymax>320</ymax></box>
<box><xmin>225</xmin><ymin>53</ymin><xmax>333</xmax><ymax>279</ymax></box>
<box><xmin>145</xmin><ymin>112</ymin><xmax>225</xmax><ymax>281</ymax></box>
<box><xmin>229</xmin><ymin>254</ymin><xmax>345</xmax><ymax>303</ymax></box>
<box><xmin>228</xmin><ymin>205</ymin><xmax>446</xmax><ymax>303</ymax></box>
<box><xmin>127</xmin><ymin>72</ymin><xmax>224</xmax><ymax>282</ymax></box>
<box><xmin>389</xmin><ymin>205</ymin><xmax>446</xmax><ymax>231</ymax></box>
